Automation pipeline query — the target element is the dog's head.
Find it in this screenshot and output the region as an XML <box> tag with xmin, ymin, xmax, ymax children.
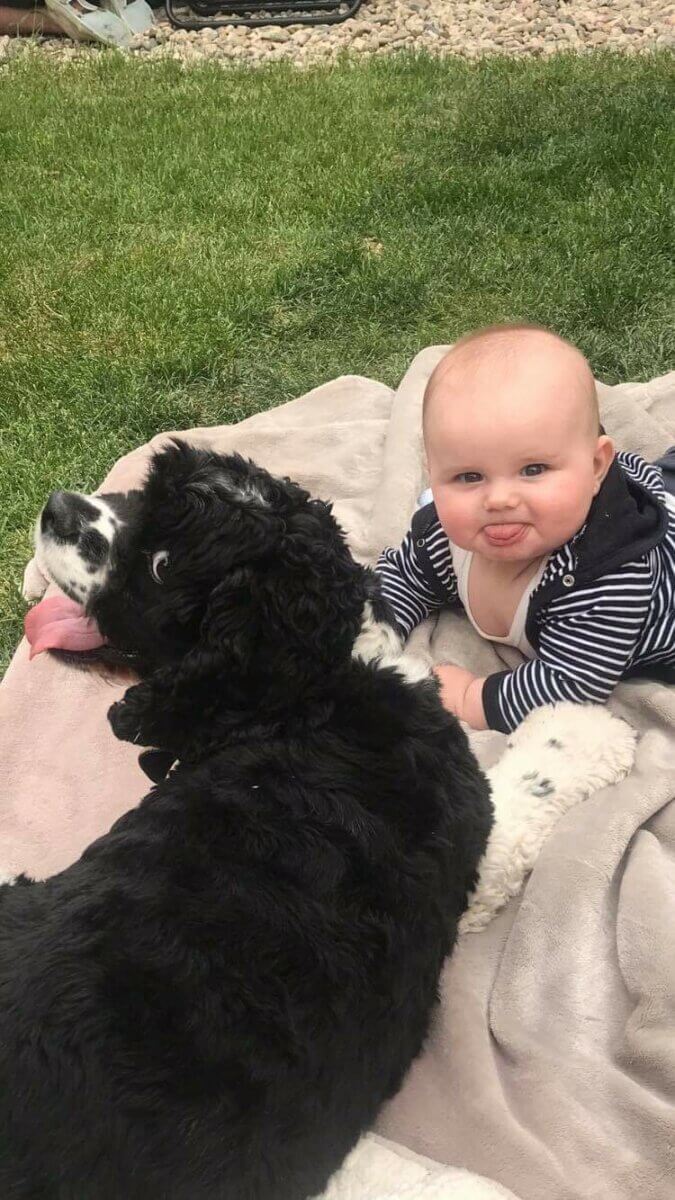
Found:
<box><xmin>31</xmin><ymin>443</ymin><xmax>369</xmax><ymax>754</ymax></box>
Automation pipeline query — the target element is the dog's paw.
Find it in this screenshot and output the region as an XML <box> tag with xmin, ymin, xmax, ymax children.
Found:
<box><xmin>460</xmin><ymin>703</ymin><xmax>636</xmax><ymax>935</ymax></box>
<box><xmin>504</xmin><ymin>702</ymin><xmax>636</xmax><ymax>797</ymax></box>
<box><xmin>22</xmin><ymin>557</ymin><xmax>49</xmax><ymax>602</ymax></box>
<box><xmin>108</xmin><ymin>699</ymin><xmax>142</xmax><ymax>745</ymax></box>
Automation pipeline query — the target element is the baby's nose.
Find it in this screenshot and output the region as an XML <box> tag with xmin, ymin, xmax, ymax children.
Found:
<box><xmin>484</xmin><ymin>482</ymin><xmax>519</xmax><ymax>509</ymax></box>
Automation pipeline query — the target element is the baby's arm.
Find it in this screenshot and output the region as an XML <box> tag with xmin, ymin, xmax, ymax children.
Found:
<box><xmin>376</xmin><ymin>520</ymin><xmax>458</xmax><ymax>638</ymax></box>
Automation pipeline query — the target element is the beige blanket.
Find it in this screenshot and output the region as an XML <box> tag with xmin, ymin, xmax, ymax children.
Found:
<box><xmin>2</xmin><ymin>349</ymin><xmax>674</xmax><ymax>1199</ymax></box>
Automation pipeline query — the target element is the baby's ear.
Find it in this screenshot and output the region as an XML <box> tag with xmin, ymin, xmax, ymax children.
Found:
<box><xmin>592</xmin><ymin>435</ymin><xmax>615</xmax><ymax>493</ymax></box>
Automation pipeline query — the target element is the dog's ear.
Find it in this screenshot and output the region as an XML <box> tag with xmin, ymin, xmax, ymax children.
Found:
<box><xmin>260</xmin><ymin>503</ymin><xmax>366</xmax><ymax>669</ymax></box>
<box><xmin>108</xmin><ymin>566</ymin><xmax>259</xmax><ymax>754</ymax></box>
<box><xmin>197</xmin><ymin>566</ymin><xmax>260</xmax><ymax>671</ymax></box>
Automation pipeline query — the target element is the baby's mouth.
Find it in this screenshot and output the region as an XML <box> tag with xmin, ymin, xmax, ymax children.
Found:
<box><xmin>483</xmin><ymin>523</ymin><xmax>528</xmax><ymax>546</ymax></box>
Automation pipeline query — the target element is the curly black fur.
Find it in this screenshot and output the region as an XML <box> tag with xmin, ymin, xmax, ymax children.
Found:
<box><xmin>0</xmin><ymin>443</ymin><xmax>492</xmax><ymax>1199</ymax></box>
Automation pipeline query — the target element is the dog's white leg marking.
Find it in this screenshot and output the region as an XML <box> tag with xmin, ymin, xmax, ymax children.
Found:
<box><xmin>460</xmin><ymin>703</ymin><xmax>636</xmax><ymax>933</ymax></box>
<box><xmin>352</xmin><ymin>601</ymin><xmax>404</xmax><ymax>664</ymax></box>
<box><xmin>352</xmin><ymin>601</ymin><xmax>431</xmax><ymax>684</ymax></box>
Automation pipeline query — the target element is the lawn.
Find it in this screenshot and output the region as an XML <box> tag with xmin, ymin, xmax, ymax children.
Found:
<box><xmin>1</xmin><ymin>49</ymin><xmax>673</xmax><ymax>670</ymax></box>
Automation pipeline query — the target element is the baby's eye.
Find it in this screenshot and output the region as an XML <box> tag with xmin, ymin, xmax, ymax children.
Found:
<box><xmin>454</xmin><ymin>472</ymin><xmax>483</xmax><ymax>484</ymax></box>
<box><xmin>521</xmin><ymin>464</ymin><xmax>548</xmax><ymax>477</ymax></box>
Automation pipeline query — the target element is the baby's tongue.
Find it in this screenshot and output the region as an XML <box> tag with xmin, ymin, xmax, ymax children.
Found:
<box><xmin>24</xmin><ymin>593</ymin><xmax>107</xmax><ymax>659</ymax></box>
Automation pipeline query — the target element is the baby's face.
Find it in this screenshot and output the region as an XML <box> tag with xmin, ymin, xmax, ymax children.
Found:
<box><xmin>425</xmin><ymin>351</ymin><xmax>611</xmax><ymax>564</ymax></box>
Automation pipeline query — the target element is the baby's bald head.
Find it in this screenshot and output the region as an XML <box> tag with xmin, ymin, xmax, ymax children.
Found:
<box><xmin>423</xmin><ymin>324</ymin><xmax>599</xmax><ymax>443</ymax></box>
<box><xmin>421</xmin><ymin>325</ymin><xmax>614</xmax><ymax>564</ymax></box>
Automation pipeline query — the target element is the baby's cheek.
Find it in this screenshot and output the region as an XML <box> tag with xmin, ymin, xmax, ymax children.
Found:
<box><xmin>536</xmin><ymin>478</ymin><xmax>590</xmax><ymax>536</ymax></box>
<box><xmin>436</xmin><ymin>495</ymin><xmax>478</xmax><ymax>547</ymax></box>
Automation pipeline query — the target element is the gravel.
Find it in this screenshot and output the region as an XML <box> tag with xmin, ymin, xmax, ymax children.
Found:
<box><xmin>1</xmin><ymin>1</ymin><xmax>673</xmax><ymax>66</ymax></box>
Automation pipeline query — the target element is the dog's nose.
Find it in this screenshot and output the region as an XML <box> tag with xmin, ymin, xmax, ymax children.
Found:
<box><xmin>41</xmin><ymin>491</ymin><xmax>81</xmax><ymax>540</ymax></box>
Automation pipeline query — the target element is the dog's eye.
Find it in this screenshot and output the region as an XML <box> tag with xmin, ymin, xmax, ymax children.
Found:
<box><xmin>150</xmin><ymin>550</ymin><xmax>169</xmax><ymax>584</ymax></box>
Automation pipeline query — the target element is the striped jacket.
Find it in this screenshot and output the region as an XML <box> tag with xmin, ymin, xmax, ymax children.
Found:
<box><xmin>377</xmin><ymin>452</ymin><xmax>675</xmax><ymax>733</ymax></box>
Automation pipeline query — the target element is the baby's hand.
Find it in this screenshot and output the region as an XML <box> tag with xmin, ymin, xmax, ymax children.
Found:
<box><xmin>433</xmin><ymin>664</ymin><xmax>487</xmax><ymax>731</ymax></box>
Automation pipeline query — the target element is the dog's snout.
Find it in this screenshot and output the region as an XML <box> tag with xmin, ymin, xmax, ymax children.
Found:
<box><xmin>41</xmin><ymin>491</ymin><xmax>81</xmax><ymax>540</ymax></box>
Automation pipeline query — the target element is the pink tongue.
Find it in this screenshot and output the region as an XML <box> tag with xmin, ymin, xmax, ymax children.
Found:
<box><xmin>486</xmin><ymin>524</ymin><xmax>523</xmax><ymax>540</ymax></box>
<box><xmin>24</xmin><ymin>593</ymin><xmax>107</xmax><ymax>660</ymax></box>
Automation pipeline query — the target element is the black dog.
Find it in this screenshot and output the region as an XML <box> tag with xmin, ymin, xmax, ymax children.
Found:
<box><xmin>1</xmin><ymin>443</ymin><xmax>492</xmax><ymax>1200</ymax></box>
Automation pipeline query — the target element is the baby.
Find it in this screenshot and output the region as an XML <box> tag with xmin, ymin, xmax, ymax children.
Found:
<box><xmin>377</xmin><ymin>324</ymin><xmax>675</xmax><ymax>733</ymax></box>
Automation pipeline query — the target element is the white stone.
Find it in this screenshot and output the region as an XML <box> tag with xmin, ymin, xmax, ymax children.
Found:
<box><xmin>15</xmin><ymin>0</ymin><xmax>671</xmax><ymax>65</ymax></box>
<box><xmin>260</xmin><ymin>28</ymin><xmax>290</xmax><ymax>43</ymax></box>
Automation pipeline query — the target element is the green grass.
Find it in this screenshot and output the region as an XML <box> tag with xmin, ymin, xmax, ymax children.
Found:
<box><xmin>1</xmin><ymin>49</ymin><xmax>673</xmax><ymax>669</ymax></box>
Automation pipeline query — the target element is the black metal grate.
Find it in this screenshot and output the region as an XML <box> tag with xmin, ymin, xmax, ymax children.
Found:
<box><xmin>165</xmin><ymin>0</ymin><xmax>364</xmax><ymax>30</ymax></box>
